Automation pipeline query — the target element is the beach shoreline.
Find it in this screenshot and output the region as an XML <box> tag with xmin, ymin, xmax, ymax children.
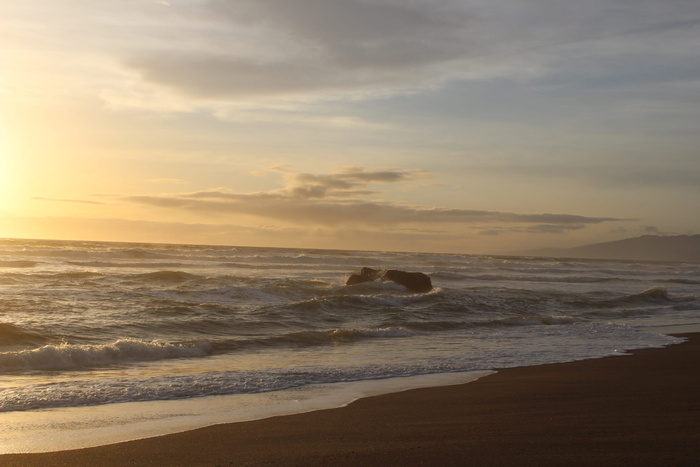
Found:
<box><xmin>0</xmin><ymin>369</ymin><xmax>496</xmax><ymax>454</ymax></box>
<box><xmin>3</xmin><ymin>333</ymin><xmax>698</xmax><ymax>466</ymax></box>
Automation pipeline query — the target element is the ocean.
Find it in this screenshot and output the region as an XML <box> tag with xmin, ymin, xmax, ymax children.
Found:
<box><xmin>1</xmin><ymin>238</ymin><xmax>698</xmax><ymax>453</ymax></box>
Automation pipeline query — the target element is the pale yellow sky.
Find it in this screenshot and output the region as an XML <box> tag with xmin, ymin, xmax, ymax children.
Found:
<box><xmin>1</xmin><ymin>0</ymin><xmax>699</xmax><ymax>254</ymax></box>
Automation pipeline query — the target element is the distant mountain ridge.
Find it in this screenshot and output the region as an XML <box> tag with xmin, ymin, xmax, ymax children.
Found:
<box><xmin>511</xmin><ymin>235</ymin><xmax>700</xmax><ymax>263</ymax></box>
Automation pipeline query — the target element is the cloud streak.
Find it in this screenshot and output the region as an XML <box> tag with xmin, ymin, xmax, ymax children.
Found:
<box><xmin>276</xmin><ymin>167</ymin><xmax>429</xmax><ymax>199</ymax></box>
<box><xmin>124</xmin><ymin>167</ymin><xmax>627</xmax><ymax>234</ymax></box>
<box><xmin>33</xmin><ymin>197</ymin><xmax>111</xmax><ymax>206</ymax></box>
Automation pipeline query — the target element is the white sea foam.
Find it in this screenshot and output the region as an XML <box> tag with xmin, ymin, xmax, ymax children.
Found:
<box><xmin>0</xmin><ymin>339</ymin><xmax>212</xmax><ymax>372</ymax></box>
<box><xmin>0</xmin><ymin>371</ymin><xmax>494</xmax><ymax>454</ymax></box>
<box><xmin>0</xmin><ymin>238</ymin><xmax>697</xmax><ymax>426</ymax></box>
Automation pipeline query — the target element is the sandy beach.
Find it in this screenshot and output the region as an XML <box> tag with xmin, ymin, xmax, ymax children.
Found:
<box><xmin>1</xmin><ymin>333</ymin><xmax>697</xmax><ymax>466</ymax></box>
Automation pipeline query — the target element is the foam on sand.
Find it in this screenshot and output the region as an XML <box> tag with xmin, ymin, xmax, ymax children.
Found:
<box><xmin>0</xmin><ymin>370</ymin><xmax>493</xmax><ymax>454</ymax></box>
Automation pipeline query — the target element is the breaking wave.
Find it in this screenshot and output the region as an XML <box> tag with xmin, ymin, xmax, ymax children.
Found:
<box><xmin>629</xmin><ymin>286</ymin><xmax>670</xmax><ymax>301</ymax></box>
<box><xmin>0</xmin><ymin>339</ymin><xmax>213</xmax><ymax>372</ymax></box>
<box><xmin>1</xmin><ymin>238</ymin><xmax>697</xmax><ymax>416</ymax></box>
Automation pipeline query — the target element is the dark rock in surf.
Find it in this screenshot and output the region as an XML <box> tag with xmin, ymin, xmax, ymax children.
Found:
<box><xmin>346</xmin><ymin>267</ymin><xmax>382</xmax><ymax>286</ymax></box>
<box><xmin>382</xmin><ymin>269</ymin><xmax>433</xmax><ymax>293</ymax></box>
<box><xmin>346</xmin><ymin>267</ymin><xmax>432</xmax><ymax>293</ymax></box>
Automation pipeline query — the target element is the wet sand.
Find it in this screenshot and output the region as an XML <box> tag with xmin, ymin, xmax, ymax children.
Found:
<box><xmin>3</xmin><ymin>333</ymin><xmax>698</xmax><ymax>466</ymax></box>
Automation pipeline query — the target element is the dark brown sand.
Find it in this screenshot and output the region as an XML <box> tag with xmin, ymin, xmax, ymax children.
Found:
<box><xmin>3</xmin><ymin>333</ymin><xmax>699</xmax><ymax>466</ymax></box>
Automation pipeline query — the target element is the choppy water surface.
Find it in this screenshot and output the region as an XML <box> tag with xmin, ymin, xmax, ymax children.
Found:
<box><xmin>0</xmin><ymin>238</ymin><xmax>697</xmax><ymax>416</ymax></box>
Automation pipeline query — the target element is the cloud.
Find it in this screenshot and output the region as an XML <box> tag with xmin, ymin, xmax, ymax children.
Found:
<box><xmin>124</xmin><ymin>167</ymin><xmax>627</xmax><ymax>233</ymax></box>
<box><xmin>276</xmin><ymin>167</ymin><xmax>429</xmax><ymax>199</ymax></box>
<box><xmin>446</xmin><ymin>146</ymin><xmax>700</xmax><ymax>190</ymax></box>
<box><xmin>33</xmin><ymin>197</ymin><xmax>110</xmax><ymax>206</ymax></box>
<box><xmin>125</xmin><ymin>0</ymin><xmax>471</xmax><ymax>99</ymax></box>
<box><xmin>8</xmin><ymin>0</ymin><xmax>700</xmax><ymax>118</ymax></box>
<box><xmin>146</xmin><ymin>178</ymin><xmax>190</xmax><ymax>184</ymax></box>
<box><xmin>119</xmin><ymin>0</ymin><xmax>700</xmax><ymax>105</ymax></box>
<box><xmin>127</xmin><ymin>193</ymin><xmax>624</xmax><ymax>234</ymax></box>
<box><xmin>610</xmin><ymin>225</ymin><xmax>687</xmax><ymax>237</ymax></box>
<box><xmin>478</xmin><ymin>224</ymin><xmax>589</xmax><ymax>236</ymax></box>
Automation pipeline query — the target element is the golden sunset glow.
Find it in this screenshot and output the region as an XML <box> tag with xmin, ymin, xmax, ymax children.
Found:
<box><xmin>0</xmin><ymin>0</ymin><xmax>697</xmax><ymax>252</ymax></box>
<box><xmin>0</xmin><ymin>118</ymin><xmax>17</xmax><ymax>214</ymax></box>
<box><xmin>2</xmin><ymin>3</ymin><xmax>700</xmax><ymax>462</ymax></box>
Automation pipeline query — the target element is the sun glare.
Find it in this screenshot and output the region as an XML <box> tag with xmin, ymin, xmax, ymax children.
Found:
<box><xmin>0</xmin><ymin>121</ymin><xmax>20</xmax><ymax>214</ymax></box>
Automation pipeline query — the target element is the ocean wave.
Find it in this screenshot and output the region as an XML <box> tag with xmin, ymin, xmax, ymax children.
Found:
<box><xmin>633</xmin><ymin>286</ymin><xmax>670</xmax><ymax>300</ymax></box>
<box><xmin>0</xmin><ymin>260</ymin><xmax>38</xmax><ymax>268</ymax></box>
<box><xmin>430</xmin><ymin>271</ymin><xmax>468</xmax><ymax>280</ymax></box>
<box><xmin>213</xmin><ymin>327</ymin><xmax>413</xmax><ymax>352</ymax></box>
<box><xmin>329</xmin><ymin>327</ymin><xmax>413</xmax><ymax>341</ymax></box>
<box><xmin>490</xmin><ymin>315</ymin><xmax>577</xmax><ymax>326</ymax></box>
<box><xmin>1</xmin><ymin>271</ymin><xmax>105</xmax><ymax>285</ymax></box>
<box><xmin>571</xmin><ymin>287</ymin><xmax>676</xmax><ymax>318</ymax></box>
<box><xmin>0</xmin><ymin>339</ymin><xmax>212</xmax><ymax>372</ymax></box>
<box><xmin>0</xmin><ymin>243</ymin><xmax>172</xmax><ymax>260</ymax></box>
<box><xmin>0</xmin><ymin>327</ymin><xmax>683</xmax><ymax>413</ymax></box>
<box><xmin>556</xmin><ymin>287</ymin><xmax>676</xmax><ymax>312</ymax></box>
<box><xmin>583</xmin><ymin>308</ymin><xmax>659</xmax><ymax>319</ymax></box>
<box><xmin>71</xmin><ymin>249</ymin><xmax>362</xmax><ymax>268</ymax></box>
<box><xmin>0</xmin><ymin>363</ymin><xmax>431</xmax><ymax>412</ymax></box>
<box><xmin>130</xmin><ymin>271</ymin><xmax>199</xmax><ymax>282</ymax></box>
<box><xmin>66</xmin><ymin>261</ymin><xmax>189</xmax><ymax>269</ymax></box>
<box><xmin>213</xmin><ymin>261</ymin><xmax>343</xmax><ymax>270</ymax></box>
<box><xmin>460</xmin><ymin>273</ymin><xmax>623</xmax><ymax>284</ymax></box>
<box><xmin>26</xmin><ymin>271</ymin><xmax>105</xmax><ymax>281</ymax></box>
<box><xmin>615</xmin><ymin>286</ymin><xmax>671</xmax><ymax>304</ymax></box>
<box><xmin>276</xmin><ymin>287</ymin><xmax>439</xmax><ymax>316</ymax></box>
<box><xmin>401</xmin><ymin>320</ymin><xmax>468</xmax><ymax>332</ymax></box>
<box><xmin>673</xmin><ymin>302</ymin><xmax>700</xmax><ymax>311</ymax></box>
<box><xmin>393</xmin><ymin>314</ymin><xmax>578</xmax><ymax>330</ymax></box>
<box><xmin>663</xmin><ymin>278</ymin><xmax>700</xmax><ymax>285</ymax></box>
<box><xmin>0</xmin><ymin>323</ymin><xmax>53</xmax><ymax>348</ymax></box>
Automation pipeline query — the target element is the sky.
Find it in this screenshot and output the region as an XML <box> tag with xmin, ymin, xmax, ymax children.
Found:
<box><xmin>1</xmin><ymin>0</ymin><xmax>699</xmax><ymax>254</ymax></box>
